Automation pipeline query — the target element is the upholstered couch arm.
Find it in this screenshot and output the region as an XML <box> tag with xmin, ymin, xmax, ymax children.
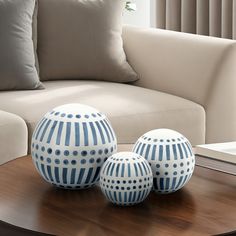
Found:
<box><xmin>0</xmin><ymin>110</ymin><xmax>28</xmax><ymax>164</ymax></box>
<box><xmin>122</xmin><ymin>25</ymin><xmax>236</xmax><ymax>143</ymax></box>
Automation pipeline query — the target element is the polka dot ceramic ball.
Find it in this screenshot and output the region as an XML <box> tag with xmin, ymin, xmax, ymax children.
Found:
<box><xmin>133</xmin><ymin>129</ymin><xmax>195</xmax><ymax>194</ymax></box>
<box><xmin>100</xmin><ymin>152</ymin><xmax>153</xmax><ymax>206</ymax></box>
<box><xmin>31</xmin><ymin>103</ymin><xmax>117</xmax><ymax>189</ymax></box>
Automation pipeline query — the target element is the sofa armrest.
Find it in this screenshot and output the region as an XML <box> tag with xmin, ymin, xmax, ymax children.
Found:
<box><xmin>122</xmin><ymin>25</ymin><xmax>236</xmax><ymax>143</ymax></box>
<box><xmin>205</xmin><ymin>44</ymin><xmax>236</xmax><ymax>143</ymax></box>
<box><xmin>0</xmin><ymin>110</ymin><xmax>28</xmax><ymax>165</ymax></box>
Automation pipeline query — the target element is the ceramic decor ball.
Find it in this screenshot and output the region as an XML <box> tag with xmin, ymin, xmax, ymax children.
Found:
<box><xmin>31</xmin><ymin>103</ymin><xmax>117</xmax><ymax>189</ymax></box>
<box><xmin>133</xmin><ymin>129</ymin><xmax>195</xmax><ymax>194</ymax></box>
<box><xmin>100</xmin><ymin>152</ymin><xmax>153</xmax><ymax>206</ymax></box>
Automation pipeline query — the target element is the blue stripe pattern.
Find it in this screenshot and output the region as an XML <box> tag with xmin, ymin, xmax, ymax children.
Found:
<box><xmin>65</xmin><ymin>122</ymin><xmax>71</xmax><ymax>146</ymax></box>
<box><xmin>166</xmin><ymin>145</ymin><xmax>170</xmax><ymax>160</ymax></box>
<box><xmin>100</xmin><ymin>120</ymin><xmax>111</xmax><ymax>143</ymax></box>
<box><xmin>137</xmin><ymin>163</ymin><xmax>144</xmax><ymax>176</ymax></box>
<box><xmin>133</xmin><ymin>141</ymin><xmax>140</xmax><ymax>152</ymax></box>
<box><xmin>140</xmin><ymin>143</ymin><xmax>146</xmax><ymax>156</ymax></box>
<box><xmin>100</xmin><ymin>153</ymin><xmax>153</xmax><ymax>205</ymax></box>
<box><xmin>177</xmin><ymin>144</ymin><xmax>184</xmax><ymax>159</ymax></box>
<box><xmin>159</xmin><ymin>145</ymin><xmax>163</xmax><ymax>161</ymax></box>
<box><xmin>40</xmin><ymin>120</ymin><xmax>51</xmax><ymax>142</ymax></box>
<box><xmin>82</xmin><ymin>122</ymin><xmax>89</xmax><ymax>146</ymax></box>
<box><xmin>54</xmin><ymin>167</ymin><xmax>60</xmax><ymax>183</ymax></box>
<box><xmin>182</xmin><ymin>143</ymin><xmax>188</xmax><ymax>158</ymax></box>
<box><xmin>56</xmin><ymin>121</ymin><xmax>64</xmax><ymax>145</ymax></box>
<box><xmin>133</xmin><ymin>163</ymin><xmax>139</xmax><ymax>177</ymax></box>
<box><xmin>160</xmin><ymin>178</ymin><xmax>164</xmax><ymax>190</ymax></box>
<box><xmin>104</xmin><ymin>119</ymin><xmax>115</xmax><ymax>141</ymax></box>
<box><xmin>35</xmin><ymin>118</ymin><xmax>47</xmax><ymax>140</ymax></box>
<box><xmin>102</xmin><ymin>161</ymin><xmax>110</xmax><ymax>175</ymax></box>
<box><xmin>151</xmin><ymin>145</ymin><xmax>157</xmax><ymax>160</ymax></box>
<box><xmin>132</xmin><ymin>132</ymin><xmax>195</xmax><ymax>194</ymax></box>
<box><xmin>116</xmin><ymin>163</ymin><xmax>121</xmax><ymax>177</ymax></box>
<box><xmin>127</xmin><ymin>163</ymin><xmax>131</xmax><ymax>177</ymax></box>
<box><xmin>106</xmin><ymin>162</ymin><xmax>113</xmax><ymax>176</ymax></box>
<box><xmin>165</xmin><ymin>178</ymin><xmax>170</xmax><ymax>190</ymax></box>
<box><xmin>110</xmin><ymin>163</ymin><xmax>116</xmax><ymax>176</ymax></box>
<box><xmin>136</xmin><ymin>142</ymin><xmax>142</xmax><ymax>154</ymax></box>
<box><xmin>95</xmin><ymin>121</ymin><xmax>105</xmax><ymax>144</ymax></box>
<box><xmin>89</xmin><ymin>122</ymin><xmax>98</xmax><ymax>145</ymax></box>
<box><xmin>46</xmin><ymin>165</ymin><xmax>54</xmax><ymax>182</ymax></box>
<box><xmin>77</xmin><ymin>168</ymin><xmax>85</xmax><ymax>185</ymax></box>
<box><xmin>145</xmin><ymin>144</ymin><xmax>151</xmax><ymax>158</ymax></box>
<box><xmin>74</xmin><ymin>122</ymin><xmax>80</xmax><ymax>146</ymax></box>
<box><xmin>121</xmin><ymin>163</ymin><xmax>125</xmax><ymax>177</ymax></box>
<box><xmin>186</xmin><ymin>142</ymin><xmax>193</xmax><ymax>156</ymax></box>
<box><xmin>85</xmin><ymin>168</ymin><xmax>93</xmax><ymax>184</ymax></box>
<box><xmin>172</xmin><ymin>144</ymin><xmax>178</xmax><ymax>160</ymax></box>
<box><xmin>62</xmin><ymin>168</ymin><xmax>68</xmax><ymax>184</ymax></box>
<box><xmin>171</xmin><ymin>177</ymin><xmax>177</xmax><ymax>190</ymax></box>
<box><xmin>92</xmin><ymin>167</ymin><xmax>101</xmax><ymax>182</ymax></box>
<box><xmin>40</xmin><ymin>164</ymin><xmax>49</xmax><ymax>181</ymax></box>
<box><xmin>47</xmin><ymin>121</ymin><xmax>58</xmax><ymax>143</ymax></box>
<box><xmin>70</xmin><ymin>169</ymin><xmax>76</xmax><ymax>184</ymax></box>
<box><xmin>141</xmin><ymin>162</ymin><xmax>148</xmax><ymax>175</ymax></box>
<box><xmin>31</xmin><ymin>105</ymin><xmax>117</xmax><ymax>189</ymax></box>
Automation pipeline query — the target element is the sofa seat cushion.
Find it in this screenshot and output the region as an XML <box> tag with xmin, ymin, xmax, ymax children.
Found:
<box><xmin>0</xmin><ymin>111</ymin><xmax>27</xmax><ymax>164</ymax></box>
<box><xmin>0</xmin><ymin>81</ymin><xmax>205</xmax><ymax>149</ymax></box>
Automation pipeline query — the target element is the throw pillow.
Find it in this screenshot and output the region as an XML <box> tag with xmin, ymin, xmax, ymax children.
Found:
<box><xmin>37</xmin><ymin>0</ymin><xmax>138</xmax><ymax>83</ymax></box>
<box><xmin>0</xmin><ymin>0</ymin><xmax>43</xmax><ymax>90</ymax></box>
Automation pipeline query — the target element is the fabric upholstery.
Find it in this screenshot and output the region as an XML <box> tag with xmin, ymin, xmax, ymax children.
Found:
<box><xmin>33</xmin><ymin>0</ymin><xmax>39</xmax><ymax>73</ymax></box>
<box><xmin>153</xmin><ymin>0</ymin><xmax>236</xmax><ymax>40</ymax></box>
<box><xmin>0</xmin><ymin>111</ymin><xmax>27</xmax><ymax>165</ymax></box>
<box><xmin>0</xmin><ymin>0</ymin><xmax>42</xmax><ymax>90</ymax></box>
<box><xmin>0</xmin><ymin>81</ymin><xmax>205</xmax><ymax>151</ymax></box>
<box><xmin>123</xmin><ymin>25</ymin><xmax>236</xmax><ymax>143</ymax></box>
<box><xmin>37</xmin><ymin>0</ymin><xmax>137</xmax><ymax>83</ymax></box>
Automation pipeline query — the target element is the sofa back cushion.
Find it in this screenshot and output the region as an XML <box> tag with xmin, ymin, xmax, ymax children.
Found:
<box><xmin>0</xmin><ymin>0</ymin><xmax>43</xmax><ymax>90</ymax></box>
<box><xmin>37</xmin><ymin>0</ymin><xmax>138</xmax><ymax>83</ymax></box>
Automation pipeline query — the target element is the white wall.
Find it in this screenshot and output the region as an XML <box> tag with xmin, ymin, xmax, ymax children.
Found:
<box><xmin>123</xmin><ymin>0</ymin><xmax>151</xmax><ymax>27</ymax></box>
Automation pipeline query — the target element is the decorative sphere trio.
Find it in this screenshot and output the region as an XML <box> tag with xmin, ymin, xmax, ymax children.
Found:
<box><xmin>31</xmin><ymin>104</ymin><xmax>195</xmax><ymax>206</ymax></box>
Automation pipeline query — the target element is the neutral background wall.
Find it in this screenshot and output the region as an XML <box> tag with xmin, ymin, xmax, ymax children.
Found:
<box><xmin>123</xmin><ymin>0</ymin><xmax>152</xmax><ymax>27</ymax></box>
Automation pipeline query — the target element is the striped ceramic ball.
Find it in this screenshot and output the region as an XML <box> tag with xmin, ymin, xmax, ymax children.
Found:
<box><xmin>31</xmin><ymin>103</ymin><xmax>117</xmax><ymax>189</ymax></box>
<box><xmin>133</xmin><ymin>129</ymin><xmax>195</xmax><ymax>194</ymax></box>
<box><xmin>100</xmin><ymin>152</ymin><xmax>153</xmax><ymax>206</ymax></box>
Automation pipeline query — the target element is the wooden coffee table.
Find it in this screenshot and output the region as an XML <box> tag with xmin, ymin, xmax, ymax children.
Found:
<box><xmin>0</xmin><ymin>145</ymin><xmax>236</xmax><ymax>236</ymax></box>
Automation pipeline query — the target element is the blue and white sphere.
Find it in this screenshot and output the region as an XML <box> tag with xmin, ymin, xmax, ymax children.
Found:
<box><xmin>133</xmin><ymin>129</ymin><xmax>195</xmax><ymax>194</ymax></box>
<box><xmin>31</xmin><ymin>103</ymin><xmax>117</xmax><ymax>189</ymax></box>
<box><xmin>100</xmin><ymin>152</ymin><xmax>153</xmax><ymax>206</ymax></box>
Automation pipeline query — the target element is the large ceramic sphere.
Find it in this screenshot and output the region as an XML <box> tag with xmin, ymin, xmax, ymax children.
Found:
<box><xmin>133</xmin><ymin>129</ymin><xmax>195</xmax><ymax>194</ymax></box>
<box><xmin>31</xmin><ymin>103</ymin><xmax>117</xmax><ymax>189</ymax></box>
<box><xmin>100</xmin><ymin>152</ymin><xmax>153</xmax><ymax>206</ymax></box>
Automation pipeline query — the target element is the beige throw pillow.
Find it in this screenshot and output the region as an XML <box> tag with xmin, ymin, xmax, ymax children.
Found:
<box><xmin>0</xmin><ymin>0</ymin><xmax>43</xmax><ymax>90</ymax></box>
<box><xmin>37</xmin><ymin>0</ymin><xmax>138</xmax><ymax>83</ymax></box>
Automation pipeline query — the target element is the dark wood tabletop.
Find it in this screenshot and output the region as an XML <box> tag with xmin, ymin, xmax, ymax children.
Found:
<box><xmin>0</xmin><ymin>149</ymin><xmax>236</xmax><ymax>236</ymax></box>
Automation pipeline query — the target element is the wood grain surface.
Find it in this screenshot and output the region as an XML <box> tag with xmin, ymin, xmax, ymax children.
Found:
<box><xmin>0</xmin><ymin>151</ymin><xmax>236</xmax><ymax>236</ymax></box>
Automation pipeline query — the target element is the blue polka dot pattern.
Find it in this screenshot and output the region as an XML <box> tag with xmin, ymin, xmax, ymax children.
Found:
<box><xmin>100</xmin><ymin>152</ymin><xmax>153</xmax><ymax>206</ymax></box>
<box><xmin>133</xmin><ymin>129</ymin><xmax>195</xmax><ymax>194</ymax></box>
<box><xmin>31</xmin><ymin>104</ymin><xmax>117</xmax><ymax>189</ymax></box>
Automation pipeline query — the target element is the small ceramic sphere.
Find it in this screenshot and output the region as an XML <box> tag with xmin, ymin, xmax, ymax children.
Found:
<box><xmin>100</xmin><ymin>152</ymin><xmax>153</xmax><ymax>206</ymax></box>
<box><xmin>133</xmin><ymin>129</ymin><xmax>195</xmax><ymax>194</ymax></box>
<box><xmin>31</xmin><ymin>103</ymin><xmax>117</xmax><ymax>189</ymax></box>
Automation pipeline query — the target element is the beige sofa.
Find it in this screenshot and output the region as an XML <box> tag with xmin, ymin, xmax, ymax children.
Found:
<box><xmin>1</xmin><ymin>25</ymin><xmax>236</xmax><ymax>164</ymax></box>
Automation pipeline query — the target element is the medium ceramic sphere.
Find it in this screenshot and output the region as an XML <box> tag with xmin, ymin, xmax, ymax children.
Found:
<box><xmin>100</xmin><ymin>152</ymin><xmax>153</xmax><ymax>206</ymax></box>
<box><xmin>31</xmin><ymin>103</ymin><xmax>117</xmax><ymax>189</ymax></box>
<box><xmin>133</xmin><ymin>129</ymin><xmax>195</xmax><ymax>194</ymax></box>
